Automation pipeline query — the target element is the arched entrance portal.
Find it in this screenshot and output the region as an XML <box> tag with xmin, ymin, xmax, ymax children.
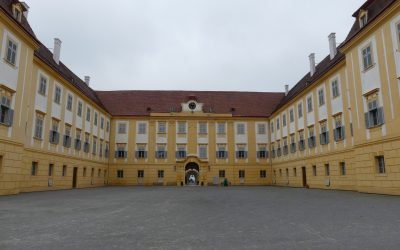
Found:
<box><xmin>185</xmin><ymin>162</ymin><xmax>200</xmax><ymax>186</ymax></box>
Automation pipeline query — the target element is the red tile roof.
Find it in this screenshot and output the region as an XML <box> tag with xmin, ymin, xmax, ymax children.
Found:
<box><xmin>96</xmin><ymin>90</ymin><xmax>285</xmax><ymax>118</ymax></box>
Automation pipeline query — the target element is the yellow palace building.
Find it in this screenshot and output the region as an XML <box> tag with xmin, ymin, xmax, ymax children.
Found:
<box><xmin>0</xmin><ymin>0</ymin><xmax>400</xmax><ymax>195</ymax></box>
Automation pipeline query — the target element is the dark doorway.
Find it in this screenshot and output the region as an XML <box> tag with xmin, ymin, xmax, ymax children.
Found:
<box><xmin>185</xmin><ymin>162</ymin><xmax>200</xmax><ymax>185</ymax></box>
<box><xmin>73</xmin><ymin>167</ymin><xmax>78</xmax><ymax>188</ymax></box>
<box><xmin>302</xmin><ymin>167</ymin><xmax>307</xmax><ymax>187</ymax></box>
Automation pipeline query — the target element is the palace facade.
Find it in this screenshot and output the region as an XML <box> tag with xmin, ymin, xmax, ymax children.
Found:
<box><xmin>1</xmin><ymin>0</ymin><xmax>400</xmax><ymax>195</ymax></box>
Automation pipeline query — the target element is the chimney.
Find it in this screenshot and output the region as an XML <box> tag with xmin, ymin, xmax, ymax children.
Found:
<box><xmin>84</xmin><ymin>76</ymin><xmax>91</xmax><ymax>86</ymax></box>
<box><xmin>53</xmin><ymin>38</ymin><xmax>62</xmax><ymax>65</ymax></box>
<box><xmin>309</xmin><ymin>53</ymin><xmax>316</xmax><ymax>77</ymax></box>
<box><xmin>285</xmin><ymin>85</ymin><xmax>289</xmax><ymax>96</ymax></box>
<box><xmin>329</xmin><ymin>33</ymin><xmax>337</xmax><ymax>60</ymax></box>
<box><xmin>21</xmin><ymin>2</ymin><xmax>29</xmax><ymax>18</ymax></box>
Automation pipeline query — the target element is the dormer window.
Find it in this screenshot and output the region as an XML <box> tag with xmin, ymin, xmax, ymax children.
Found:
<box><xmin>12</xmin><ymin>5</ymin><xmax>22</xmax><ymax>22</ymax></box>
<box><xmin>359</xmin><ymin>11</ymin><xmax>368</xmax><ymax>28</ymax></box>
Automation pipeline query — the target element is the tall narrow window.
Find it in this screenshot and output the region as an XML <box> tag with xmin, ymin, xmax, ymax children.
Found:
<box><xmin>318</xmin><ymin>89</ymin><xmax>325</xmax><ymax>106</ymax></box>
<box><xmin>38</xmin><ymin>76</ymin><xmax>47</xmax><ymax>96</ymax></box>
<box><xmin>0</xmin><ymin>95</ymin><xmax>13</xmax><ymax>126</ymax></box>
<box><xmin>334</xmin><ymin>116</ymin><xmax>345</xmax><ymax>141</ymax></box>
<box><xmin>6</xmin><ymin>39</ymin><xmax>17</xmax><ymax>65</ymax></box>
<box><xmin>362</xmin><ymin>45</ymin><xmax>373</xmax><ymax>70</ymax></box>
<box><xmin>320</xmin><ymin>122</ymin><xmax>329</xmax><ymax>145</ymax></box>
<box><xmin>54</xmin><ymin>86</ymin><xmax>61</xmax><ymax>104</ymax></box>
<box><xmin>325</xmin><ymin>164</ymin><xmax>330</xmax><ymax>176</ymax></box>
<box><xmin>34</xmin><ymin>114</ymin><xmax>44</xmax><ymax>139</ymax></box>
<box><xmin>376</xmin><ymin>156</ymin><xmax>385</xmax><ymax>174</ymax></box>
<box><xmin>77</xmin><ymin>102</ymin><xmax>83</xmax><ymax>117</ymax></box>
<box><xmin>282</xmin><ymin>114</ymin><xmax>287</xmax><ymax>127</ymax></box>
<box><xmin>307</xmin><ymin>97</ymin><xmax>313</xmax><ymax>113</ymax></box>
<box><xmin>340</xmin><ymin>162</ymin><xmax>346</xmax><ymax>176</ymax></box>
<box><xmin>199</xmin><ymin>144</ymin><xmax>208</xmax><ymax>158</ymax></box>
<box><xmin>177</xmin><ymin>121</ymin><xmax>186</xmax><ymax>134</ymax></box>
<box><xmin>86</xmin><ymin>107</ymin><xmax>91</xmax><ymax>122</ymax></box>
<box><xmin>31</xmin><ymin>162</ymin><xmax>38</xmax><ymax>176</ymax></box>
<box><xmin>158</xmin><ymin>121</ymin><xmax>166</xmax><ymax>133</ymax></box>
<box><xmin>289</xmin><ymin>109</ymin><xmax>294</xmax><ymax>123</ymax></box>
<box><xmin>331</xmin><ymin>79</ymin><xmax>340</xmax><ymax>98</ymax></box>
<box><xmin>298</xmin><ymin>103</ymin><xmax>303</xmax><ymax>118</ymax></box>
<box><xmin>94</xmin><ymin>112</ymin><xmax>98</xmax><ymax>126</ymax></box>
<box><xmin>66</xmin><ymin>94</ymin><xmax>73</xmax><ymax>111</ymax></box>
<box><xmin>48</xmin><ymin>164</ymin><xmax>54</xmax><ymax>176</ymax></box>
<box><xmin>62</xmin><ymin>165</ymin><xmax>67</xmax><ymax>177</ymax></box>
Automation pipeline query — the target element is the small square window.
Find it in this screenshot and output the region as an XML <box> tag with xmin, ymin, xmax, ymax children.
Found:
<box><xmin>260</xmin><ymin>170</ymin><xmax>267</xmax><ymax>178</ymax></box>
<box><xmin>138</xmin><ymin>170</ymin><xmax>144</xmax><ymax>178</ymax></box>
<box><xmin>219</xmin><ymin>170</ymin><xmax>225</xmax><ymax>178</ymax></box>
<box><xmin>117</xmin><ymin>170</ymin><xmax>124</xmax><ymax>178</ymax></box>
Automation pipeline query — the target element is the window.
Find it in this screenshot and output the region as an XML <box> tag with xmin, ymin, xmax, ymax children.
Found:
<box><xmin>83</xmin><ymin>167</ymin><xmax>87</xmax><ymax>177</ymax></box>
<box><xmin>0</xmin><ymin>95</ymin><xmax>13</xmax><ymax>126</ymax></box>
<box><xmin>219</xmin><ymin>170</ymin><xmax>225</xmax><ymax>178</ymax></box>
<box><xmin>258</xmin><ymin>124</ymin><xmax>266</xmax><ymax>134</ymax></box>
<box><xmin>270</xmin><ymin>122</ymin><xmax>274</xmax><ymax>133</ymax></box>
<box><xmin>66</xmin><ymin>94</ymin><xmax>73</xmax><ymax>111</ymax></box>
<box><xmin>359</xmin><ymin>12</ymin><xmax>368</xmax><ymax>28</ymax></box>
<box><xmin>216</xmin><ymin>144</ymin><xmax>227</xmax><ymax>159</ymax></box>
<box><xmin>38</xmin><ymin>76</ymin><xmax>47</xmax><ymax>95</ymax></box>
<box><xmin>331</xmin><ymin>79</ymin><xmax>340</xmax><ymax>98</ymax></box>
<box><xmin>84</xmin><ymin>134</ymin><xmax>90</xmax><ymax>153</ymax></box>
<box><xmin>307</xmin><ymin>97</ymin><xmax>313</xmax><ymax>113</ymax></box>
<box><xmin>176</xmin><ymin>144</ymin><xmax>186</xmax><ymax>158</ymax></box>
<box><xmin>105</xmin><ymin>144</ymin><xmax>110</xmax><ymax>158</ymax></box>
<box><xmin>293</xmin><ymin>168</ymin><xmax>297</xmax><ymax>177</ymax></box>
<box><xmin>282</xmin><ymin>114</ymin><xmax>287</xmax><ymax>127</ymax></box>
<box><xmin>13</xmin><ymin>7</ymin><xmax>21</xmax><ymax>21</ymax></box>
<box><xmin>92</xmin><ymin>137</ymin><xmax>97</xmax><ymax>155</ymax></box>
<box><xmin>239</xmin><ymin>170</ymin><xmax>245</xmax><ymax>178</ymax></box>
<box><xmin>289</xmin><ymin>109</ymin><xmax>294</xmax><ymax>123</ymax></box>
<box><xmin>365</xmin><ymin>98</ymin><xmax>384</xmax><ymax>128</ymax></box>
<box><xmin>334</xmin><ymin>116</ymin><xmax>345</xmax><ymax>141</ymax></box>
<box><xmin>156</xmin><ymin>144</ymin><xmax>167</xmax><ymax>159</ymax></box>
<box><xmin>217</xmin><ymin>123</ymin><xmax>226</xmax><ymax>134</ymax></box>
<box><xmin>6</xmin><ymin>39</ymin><xmax>17</xmax><ymax>65</ymax></box>
<box><xmin>115</xmin><ymin>144</ymin><xmax>127</xmax><ymax>158</ymax></box>
<box><xmin>298</xmin><ymin>103</ymin><xmax>303</xmax><ymax>118</ymax></box>
<box><xmin>31</xmin><ymin>162</ymin><xmax>38</xmax><ymax>176</ymax></box>
<box><xmin>340</xmin><ymin>162</ymin><xmax>346</xmax><ymax>176</ymax></box>
<box><xmin>158</xmin><ymin>121</ymin><xmax>166</xmax><ymax>133</ymax></box>
<box><xmin>325</xmin><ymin>164</ymin><xmax>330</xmax><ymax>176</ymax></box>
<box><xmin>94</xmin><ymin>112</ymin><xmax>98</xmax><ymax>126</ymax></box>
<box><xmin>158</xmin><ymin>170</ymin><xmax>164</xmax><ymax>178</ymax></box>
<box><xmin>308</xmin><ymin>127</ymin><xmax>316</xmax><ymax>148</ymax></box>
<box><xmin>75</xmin><ymin>129</ymin><xmax>82</xmax><ymax>151</ymax></box>
<box><xmin>136</xmin><ymin>144</ymin><xmax>147</xmax><ymax>159</ymax></box>
<box><xmin>298</xmin><ymin>131</ymin><xmax>305</xmax><ymax>151</ymax></box>
<box><xmin>318</xmin><ymin>89</ymin><xmax>325</xmax><ymax>106</ymax></box>
<box><xmin>376</xmin><ymin>156</ymin><xmax>385</xmax><ymax>174</ymax></box>
<box><xmin>312</xmin><ymin>165</ymin><xmax>317</xmax><ymax>176</ymax></box>
<box><xmin>106</xmin><ymin>121</ymin><xmax>110</xmax><ymax>132</ymax></box>
<box><xmin>290</xmin><ymin>135</ymin><xmax>296</xmax><ymax>153</ymax></box>
<box><xmin>362</xmin><ymin>45</ymin><xmax>373</xmax><ymax>70</ymax></box>
<box><xmin>320</xmin><ymin>123</ymin><xmax>329</xmax><ymax>145</ymax></box>
<box><xmin>236</xmin><ymin>144</ymin><xmax>247</xmax><ymax>159</ymax></box>
<box><xmin>276</xmin><ymin>118</ymin><xmax>280</xmax><ymax>130</ymax></box>
<box><xmin>99</xmin><ymin>142</ymin><xmax>103</xmax><ymax>157</ymax></box>
<box><xmin>257</xmin><ymin>144</ymin><xmax>268</xmax><ymax>159</ymax></box>
<box><xmin>86</xmin><ymin>107</ymin><xmax>91</xmax><ymax>122</ymax></box>
<box><xmin>77</xmin><ymin>102</ymin><xmax>83</xmax><ymax>117</ymax></box>
<box><xmin>98</xmin><ymin>169</ymin><xmax>101</xmax><ymax>177</ymax></box>
<box><xmin>100</xmin><ymin>117</ymin><xmax>104</xmax><ymax>129</ymax></box>
<box><xmin>138</xmin><ymin>123</ymin><xmax>147</xmax><ymax>134</ymax></box>
<box><xmin>137</xmin><ymin>170</ymin><xmax>144</xmax><ymax>178</ymax></box>
<box><xmin>279</xmin><ymin>169</ymin><xmax>282</xmax><ymax>177</ymax></box>
<box><xmin>118</xmin><ymin>123</ymin><xmax>127</xmax><ymax>134</ymax></box>
<box><xmin>63</xmin><ymin>125</ymin><xmax>72</xmax><ymax>148</ymax></box>
<box><xmin>277</xmin><ymin>142</ymin><xmax>282</xmax><ymax>157</ymax></box>
<box><xmin>177</xmin><ymin>121</ymin><xmax>186</xmax><ymax>134</ymax></box>
<box><xmin>283</xmin><ymin>139</ymin><xmax>289</xmax><ymax>155</ymax></box>
<box><xmin>91</xmin><ymin>168</ymin><xmax>94</xmax><ymax>178</ymax></box>
<box><xmin>117</xmin><ymin>170</ymin><xmax>124</xmax><ymax>178</ymax></box>
<box><xmin>260</xmin><ymin>170</ymin><xmax>266</xmax><ymax>178</ymax></box>
<box><xmin>62</xmin><ymin>165</ymin><xmax>67</xmax><ymax>177</ymax></box>
<box><xmin>237</xmin><ymin>123</ymin><xmax>245</xmax><ymax>135</ymax></box>
<box><xmin>199</xmin><ymin>144</ymin><xmax>208</xmax><ymax>158</ymax></box>
<box><xmin>49</xmin><ymin>120</ymin><xmax>60</xmax><ymax>145</ymax></box>
<box><xmin>48</xmin><ymin>164</ymin><xmax>54</xmax><ymax>176</ymax></box>
<box><xmin>286</xmin><ymin>169</ymin><xmax>289</xmax><ymax>177</ymax></box>
<box><xmin>199</xmin><ymin>122</ymin><xmax>207</xmax><ymax>134</ymax></box>
<box><xmin>54</xmin><ymin>86</ymin><xmax>61</xmax><ymax>104</ymax></box>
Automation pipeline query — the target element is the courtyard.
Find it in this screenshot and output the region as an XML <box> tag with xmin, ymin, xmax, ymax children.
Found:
<box><xmin>0</xmin><ymin>187</ymin><xmax>399</xmax><ymax>250</ymax></box>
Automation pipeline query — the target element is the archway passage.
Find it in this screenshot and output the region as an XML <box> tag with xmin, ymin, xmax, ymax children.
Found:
<box><xmin>185</xmin><ymin>162</ymin><xmax>200</xmax><ymax>186</ymax></box>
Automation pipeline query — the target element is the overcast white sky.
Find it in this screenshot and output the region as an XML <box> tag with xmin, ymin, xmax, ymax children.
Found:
<box><xmin>27</xmin><ymin>0</ymin><xmax>365</xmax><ymax>92</ymax></box>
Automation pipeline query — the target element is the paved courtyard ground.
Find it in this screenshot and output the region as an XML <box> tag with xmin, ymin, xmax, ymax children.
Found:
<box><xmin>0</xmin><ymin>187</ymin><xmax>400</xmax><ymax>250</ymax></box>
